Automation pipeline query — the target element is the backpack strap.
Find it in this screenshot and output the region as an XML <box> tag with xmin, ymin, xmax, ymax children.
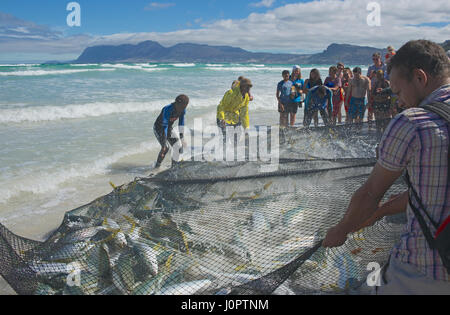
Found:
<box><xmin>404</xmin><ymin>100</ymin><xmax>450</xmax><ymax>248</ymax></box>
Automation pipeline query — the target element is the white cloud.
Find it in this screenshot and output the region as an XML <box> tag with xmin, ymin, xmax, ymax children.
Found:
<box><xmin>249</xmin><ymin>0</ymin><xmax>276</xmax><ymax>8</ymax></box>
<box><xmin>0</xmin><ymin>0</ymin><xmax>449</xmax><ymax>60</ymax></box>
<box><xmin>93</xmin><ymin>0</ymin><xmax>449</xmax><ymax>54</ymax></box>
<box><xmin>144</xmin><ymin>2</ymin><xmax>175</xmax><ymax>11</ymax></box>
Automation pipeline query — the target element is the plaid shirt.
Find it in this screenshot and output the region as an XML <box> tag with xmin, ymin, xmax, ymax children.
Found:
<box><xmin>378</xmin><ymin>84</ymin><xmax>450</xmax><ymax>281</ymax></box>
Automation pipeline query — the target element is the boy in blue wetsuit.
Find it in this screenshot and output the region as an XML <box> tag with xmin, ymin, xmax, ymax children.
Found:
<box><xmin>153</xmin><ymin>95</ymin><xmax>189</xmax><ymax>168</ymax></box>
<box><xmin>303</xmin><ymin>85</ymin><xmax>332</xmax><ymax>127</ymax></box>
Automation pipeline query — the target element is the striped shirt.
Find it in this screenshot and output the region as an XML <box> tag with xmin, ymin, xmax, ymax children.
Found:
<box><xmin>378</xmin><ymin>84</ymin><xmax>450</xmax><ymax>281</ymax></box>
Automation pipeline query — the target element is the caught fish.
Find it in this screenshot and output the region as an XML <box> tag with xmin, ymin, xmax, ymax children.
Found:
<box><xmin>131</xmin><ymin>240</ymin><xmax>159</xmax><ymax>277</ymax></box>
<box><xmin>157</xmin><ymin>279</ymin><xmax>212</xmax><ymax>295</ymax></box>
<box><xmin>250</xmin><ymin>211</ymin><xmax>270</xmax><ymax>233</ymax></box>
<box><xmin>131</xmin><ymin>275</ymin><xmax>164</xmax><ymax>295</ymax></box>
<box><xmin>103</xmin><ymin>218</ymin><xmax>120</xmax><ymax>230</ymax></box>
<box><xmin>281</xmin><ymin>206</ymin><xmax>305</xmax><ymax>226</ymax></box>
<box><xmin>29</xmin><ymin>263</ymin><xmax>70</xmax><ymax>277</ymax></box>
<box><xmin>112</xmin><ymin>252</ymin><xmax>136</xmax><ymax>294</ymax></box>
<box><xmin>333</xmin><ymin>252</ymin><xmax>359</xmax><ymax>290</ymax></box>
<box><xmin>273</xmin><ymin>281</ymin><xmax>295</xmax><ymax>295</ymax></box>
<box><xmin>59</xmin><ymin>227</ymin><xmax>106</xmax><ymax>244</ymax></box>
<box><xmin>263</xmin><ymin>181</ymin><xmax>273</xmax><ymax>191</ymax></box>
<box><xmin>34</xmin><ymin>283</ymin><xmax>57</xmax><ymax>295</ymax></box>
<box><xmin>84</xmin><ymin>244</ymin><xmax>110</xmax><ymax>278</ymax></box>
<box><xmin>44</xmin><ymin>242</ymin><xmax>94</xmax><ymax>263</ymax></box>
<box><xmin>273</xmin><ymin>236</ymin><xmax>317</xmax><ymax>262</ymax></box>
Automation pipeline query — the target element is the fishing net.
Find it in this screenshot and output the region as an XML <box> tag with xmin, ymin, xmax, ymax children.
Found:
<box><xmin>0</xmin><ymin>122</ymin><xmax>407</xmax><ymax>295</ymax></box>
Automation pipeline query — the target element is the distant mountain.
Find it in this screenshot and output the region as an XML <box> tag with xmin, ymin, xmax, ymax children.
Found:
<box><xmin>75</xmin><ymin>40</ymin><xmax>448</xmax><ymax>65</ymax></box>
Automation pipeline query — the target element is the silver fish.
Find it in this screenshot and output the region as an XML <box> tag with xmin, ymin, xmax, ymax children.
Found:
<box><xmin>45</xmin><ymin>242</ymin><xmax>94</xmax><ymax>263</ymax></box>
<box><xmin>131</xmin><ymin>240</ymin><xmax>158</xmax><ymax>277</ymax></box>
<box><xmin>131</xmin><ymin>276</ymin><xmax>163</xmax><ymax>295</ymax></box>
<box><xmin>34</xmin><ymin>283</ymin><xmax>57</xmax><ymax>295</ymax></box>
<box><xmin>157</xmin><ymin>279</ymin><xmax>212</xmax><ymax>295</ymax></box>
<box><xmin>84</xmin><ymin>244</ymin><xmax>110</xmax><ymax>278</ymax></box>
<box><xmin>112</xmin><ymin>252</ymin><xmax>136</xmax><ymax>294</ymax></box>
<box><xmin>103</xmin><ymin>218</ymin><xmax>120</xmax><ymax>230</ymax></box>
<box><xmin>29</xmin><ymin>263</ymin><xmax>70</xmax><ymax>277</ymax></box>
<box><xmin>60</xmin><ymin>227</ymin><xmax>106</xmax><ymax>244</ymax></box>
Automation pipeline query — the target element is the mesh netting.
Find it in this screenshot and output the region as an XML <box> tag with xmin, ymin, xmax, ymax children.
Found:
<box><xmin>0</xmin><ymin>122</ymin><xmax>407</xmax><ymax>295</ymax></box>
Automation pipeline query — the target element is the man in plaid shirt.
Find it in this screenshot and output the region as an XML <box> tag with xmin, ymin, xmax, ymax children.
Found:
<box><xmin>323</xmin><ymin>40</ymin><xmax>450</xmax><ymax>294</ymax></box>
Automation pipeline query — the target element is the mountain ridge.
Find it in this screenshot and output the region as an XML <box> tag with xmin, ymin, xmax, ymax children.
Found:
<box><xmin>74</xmin><ymin>40</ymin><xmax>450</xmax><ymax>65</ymax></box>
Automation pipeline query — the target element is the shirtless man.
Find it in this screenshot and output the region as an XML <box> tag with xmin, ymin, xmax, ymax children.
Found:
<box><xmin>345</xmin><ymin>67</ymin><xmax>371</xmax><ymax>124</ymax></box>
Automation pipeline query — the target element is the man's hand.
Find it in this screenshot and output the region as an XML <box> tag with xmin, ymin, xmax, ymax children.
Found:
<box><xmin>323</xmin><ymin>224</ymin><xmax>349</xmax><ymax>248</ymax></box>
<box><xmin>278</xmin><ymin>102</ymin><xmax>285</xmax><ymax>112</ymax></box>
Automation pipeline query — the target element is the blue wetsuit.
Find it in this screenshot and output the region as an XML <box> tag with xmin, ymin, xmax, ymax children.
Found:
<box><xmin>154</xmin><ymin>103</ymin><xmax>186</xmax><ymax>147</ymax></box>
<box><xmin>303</xmin><ymin>86</ymin><xmax>332</xmax><ymax>127</ymax></box>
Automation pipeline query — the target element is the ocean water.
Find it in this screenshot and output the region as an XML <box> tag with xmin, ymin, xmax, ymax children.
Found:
<box><xmin>0</xmin><ymin>62</ymin><xmax>369</xmax><ymax>241</ymax></box>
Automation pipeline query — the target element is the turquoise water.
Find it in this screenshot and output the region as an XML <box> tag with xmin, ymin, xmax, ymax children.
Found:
<box><xmin>0</xmin><ymin>62</ymin><xmax>368</xmax><ymax>238</ymax></box>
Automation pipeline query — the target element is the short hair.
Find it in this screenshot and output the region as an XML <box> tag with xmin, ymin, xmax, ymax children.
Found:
<box><xmin>175</xmin><ymin>94</ymin><xmax>189</xmax><ymax>106</ymax></box>
<box><xmin>337</xmin><ymin>62</ymin><xmax>344</xmax><ymax>68</ymax></box>
<box><xmin>373</xmin><ymin>52</ymin><xmax>381</xmax><ymax>58</ymax></box>
<box><xmin>317</xmin><ymin>85</ymin><xmax>327</xmax><ymax>95</ymax></box>
<box><xmin>387</xmin><ymin>40</ymin><xmax>450</xmax><ymax>79</ymax></box>
<box><xmin>329</xmin><ymin>66</ymin><xmax>338</xmax><ymax>73</ymax></box>
<box><xmin>353</xmin><ymin>67</ymin><xmax>362</xmax><ymax>74</ymax></box>
<box><xmin>282</xmin><ymin>70</ymin><xmax>290</xmax><ymax>76</ymax></box>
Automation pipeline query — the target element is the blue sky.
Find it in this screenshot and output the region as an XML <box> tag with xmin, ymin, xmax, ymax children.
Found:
<box><xmin>0</xmin><ymin>0</ymin><xmax>449</xmax><ymax>63</ymax></box>
<box><xmin>0</xmin><ymin>0</ymin><xmax>307</xmax><ymax>34</ymax></box>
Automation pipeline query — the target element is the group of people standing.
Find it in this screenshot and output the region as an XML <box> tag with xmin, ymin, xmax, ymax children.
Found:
<box><xmin>276</xmin><ymin>45</ymin><xmax>401</xmax><ymax>134</ymax></box>
<box><xmin>151</xmin><ymin>40</ymin><xmax>449</xmax><ymax>295</ymax></box>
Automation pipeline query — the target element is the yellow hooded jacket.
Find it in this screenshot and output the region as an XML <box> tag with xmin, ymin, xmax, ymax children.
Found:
<box><xmin>216</xmin><ymin>82</ymin><xmax>250</xmax><ymax>129</ymax></box>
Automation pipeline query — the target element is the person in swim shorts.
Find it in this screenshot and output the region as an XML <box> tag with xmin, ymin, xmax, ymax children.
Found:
<box><xmin>346</xmin><ymin>67</ymin><xmax>371</xmax><ymax>124</ymax></box>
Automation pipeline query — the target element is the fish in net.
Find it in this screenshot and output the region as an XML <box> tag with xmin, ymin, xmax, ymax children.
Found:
<box><xmin>0</xmin><ymin>122</ymin><xmax>407</xmax><ymax>295</ymax></box>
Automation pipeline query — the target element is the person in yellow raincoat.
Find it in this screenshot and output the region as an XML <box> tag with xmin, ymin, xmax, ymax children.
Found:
<box><xmin>217</xmin><ymin>78</ymin><xmax>252</xmax><ymax>133</ymax></box>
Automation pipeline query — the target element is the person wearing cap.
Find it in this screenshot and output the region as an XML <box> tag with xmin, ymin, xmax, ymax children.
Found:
<box><xmin>217</xmin><ymin>77</ymin><xmax>252</xmax><ymax>133</ymax></box>
<box><xmin>153</xmin><ymin>95</ymin><xmax>189</xmax><ymax>168</ymax></box>
<box><xmin>232</xmin><ymin>76</ymin><xmax>254</xmax><ymax>101</ymax></box>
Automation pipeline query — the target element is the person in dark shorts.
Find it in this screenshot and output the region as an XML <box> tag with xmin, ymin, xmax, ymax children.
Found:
<box><xmin>153</xmin><ymin>95</ymin><xmax>189</xmax><ymax>168</ymax></box>
<box><xmin>371</xmin><ymin>69</ymin><xmax>392</xmax><ymax>133</ymax></box>
<box><xmin>303</xmin><ymin>69</ymin><xmax>323</xmax><ymax>127</ymax></box>
<box><xmin>277</xmin><ymin>70</ymin><xmax>295</xmax><ymax>128</ymax></box>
